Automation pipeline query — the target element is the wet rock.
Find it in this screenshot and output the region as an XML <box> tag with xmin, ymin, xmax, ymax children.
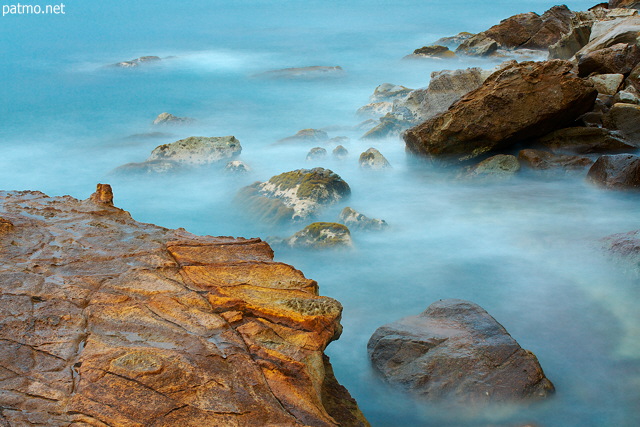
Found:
<box><xmin>603</xmin><ymin>102</ymin><xmax>640</xmax><ymax>141</ymax></box>
<box><xmin>339</xmin><ymin>207</ymin><xmax>387</xmax><ymax>231</ymax></box>
<box><xmin>0</xmin><ymin>188</ymin><xmax>368</xmax><ymax>426</ymax></box>
<box><xmin>356</xmin><ymin>102</ymin><xmax>394</xmax><ymax>119</ymax></box>
<box><xmin>549</xmin><ymin>25</ymin><xmax>592</xmax><ymax>60</ymax></box>
<box><xmin>361</xmin><ymin>114</ymin><xmax>408</xmax><ymax>140</ymax></box>
<box><xmin>465</xmin><ymin>154</ymin><xmax>520</xmax><ymax>178</ymax></box>
<box><xmin>149</xmin><ymin>136</ymin><xmax>241</xmax><ymax>165</ymax></box>
<box><xmin>433</xmin><ymin>32</ymin><xmax>475</xmax><ymax>49</ymax></box>
<box><xmin>538</xmin><ymin>126</ymin><xmax>635</xmax><ymax>153</ymax></box>
<box><xmin>407</xmin><ymin>45</ymin><xmax>456</xmax><ymax>59</ymax></box>
<box><xmin>587</xmin><ymin>153</ymin><xmax>640</xmax><ymax>189</ymax></box>
<box><xmin>367</xmin><ymin>299</ymin><xmax>555</xmax><ymax>404</ymax></box>
<box><xmin>518</xmin><ymin>149</ymin><xmax>593</xmax><ymax>169</ymax></box>
<box><xmin>603</xmin><ymin>228</ymin><xmax>640</xmax><ymax>265</ymax></box>
<box><xmin>456</xmin><ymin>33</ymin><xmax>499</xmax><ymax>56</ymax></box>
<box><xmin>152</xmin><ymin>112</ymin><xmax>194</xmax><ymax>126</ymax></box>
<box><xmin>278</xmin><ymin>128</ymin><xmax>330</xmax><ymax>144</ymax></box>
<box><xmin>225</xmin><ymin>160</ymin><xmax>251</xmax><ymax>173</ymax></box>
<box><xmin>369</xmin><ymin>83</ymin><xmax>413</xmax><ymax>103</ymax></box>
<box><xmin>280</xmin><ymin>222</ymin><xmax>352</xmax><ymax>249</ymax></box>
<box><xmin>113</xmin><ymin>55</ymin><xmax>161</xmax><ymax>68</ymax></box>
<box><xmin>589</xmin><ymin>73</ymin><xmax>625</xmax><ymax>95</ymax></box>
<box><xmin>236</xmin><ymin>168</ymin><xmax>351</xmax><ymax>224</ymax></box>
<box><xmin>332</xmin><ymin>145</ymin><xmax>349</xmax><ymax>158</ymax></box>
<box><xmin>359</xmin><ymin>148</ymin><xmax>391</xmax><ymax>170</ymax></box>
<box><xmin>577</xmin><ymin>43</ymin><xmax>640</xmax><ymax>76</ymax></box>
<box><xmin>404</xmin><ymin>60</ymin><xmax>598</xmax><ymax>163</ymax></box>
<box><xmin>254</xmin><ymin>66</ymin><xmax>346</xmax><ymax>80</ymax></box>
<box><xmin>307</xmin><ymin>147</ymin><xmax>327</xmax><ymax>161</ymax></box>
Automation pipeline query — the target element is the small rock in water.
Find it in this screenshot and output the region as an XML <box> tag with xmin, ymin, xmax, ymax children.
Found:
<box><xmin>280</xmin><ymin>222</ymin><xmax>352</xmax><ymax>249</ymax></box>
<box><xmin>405</xmin><ymin>45</ymin><xmax>456</xmax><ymax>59</ymax></box>
<box><xmin>112</xmin><ymin>55</ymin><xmax>161</xmax><ymax>68</ymax></box>
<box><xmin>339</xmin><ymin>207</ymin><xmax>387</xmax><ymax>231</ymax></box>
<box><xmin>587</xmin><ymin>153</ymin><xmax>640</xmax><ymax>189</ymax></box>
<box><xmin>433</xmin><ymin>32</ymin><xmax>475</xmax><ymax>49</ymax></box>
<box><xmin>277</xmin><ymin>128</ymin><xmax>329</xmax><ymax>144</ymax></box>
<box><xmin>356</xmin><ymin>101</ymin><xmax>394</xmax><ymax>119</ymax></box>
<box><xmin>464</xmin><ymin>154</ymin><xmax>520</xmax><ymax>178</ymax></box>
<box><xmin>359</xmin><ymin>148</ymin><xmax>391</xmax><ymax>169</ymax></box>
<box><xmin>306</xmin><ymin>147</ymin><xmax>327</xmax><ymax>161</ymax></box>
<box><xmin>367</xmin><ymin>299</ymin><xmax>555</xmax><ymax>404</ymax></box>
<box><xmin>152</xmin><ymin>112</ymin><xmax>194</xmax><ymax>126</ymax></box>
<box><xmin>225</xmin><ymin>160</ymin><xmax>251</xmax><ymax>174</ymax></box>
<box><xmin>369</xmin><ymin>83</ymin><xmax>413</xmax><ymax>103</ymax></box>
<box><xmin>332</xmin><ymin>145</ymin><xmax>349</xmax><ymax>159</ymax></box>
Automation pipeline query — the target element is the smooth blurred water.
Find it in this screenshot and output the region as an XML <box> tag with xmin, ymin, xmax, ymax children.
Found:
<box><xmin>2</xmin><ymin>1</ymin><xmax>640</xmax><ymax>426</ymax></box>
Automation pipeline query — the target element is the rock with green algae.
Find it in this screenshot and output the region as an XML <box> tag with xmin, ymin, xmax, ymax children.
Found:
<box><xmin>236</xmin><ymin>168</ymin><xmax>351</xmax><ymax>224</ymax></box>
<box><xmin>282</xmin><ymin>222</ymin><xmax>352</xmax><ymax>249</ymax></box>
<box><xmin>359</xmin><ymin>148</ymin><xmax>391</xmax><ymax>169</ymax></box>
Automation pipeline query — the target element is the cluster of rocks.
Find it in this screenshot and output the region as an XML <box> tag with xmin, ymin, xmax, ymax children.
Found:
<box><xmin>0</xmin><ymin>185</ymin><xmax>369</xmax><ymax>426</ymax></box>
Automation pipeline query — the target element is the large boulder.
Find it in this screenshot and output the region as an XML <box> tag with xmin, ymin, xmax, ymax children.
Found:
<box><xmin>588</xmin><ymin>73</ymin><xmax>625</xmax><ymax>95</ymax></box>
<box><xmin>404</xmin><ymin>60</ymin><xmax>598</xmax><ymax>163</ymax></box>
<box><xmin>576</xmin><ymin>15</ymin><xmax>640</xmax><ymax>56</ymax></box>
<box><xmin>148</xmin><ymin>136</ymin><xmax>241</xmax><ymax>165</ymax></box>
<box><xmin>236</xmin><ymin>168</ymin><xmax>351</xmax><ymax>224</ymax></box>
<box><xmin>0</xmin><ymin>185</ymin><xmax>369</xmax><ymax>427</ymax></box>
<box><xmin>549</xmin><ymin>25</ymin><xmax>592</xmax><ymax>60</ymax></box>
<box><xmin>367</xmin><ymin>299</ymin><xmax>554</xmax><ymax>404</ymax></box>
<box><xmin>587</xmin><ymin>153</ymin><xmax>640</xmax><ymax>189</ymax></box>
<box><xmin>578</xmin><ymin>43</ymin><xmax>640</xmax><ymax>77</ymax></box>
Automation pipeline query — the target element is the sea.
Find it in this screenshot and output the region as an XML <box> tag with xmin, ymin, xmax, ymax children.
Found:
<box><xmin>1</xmin><ymin>1</ymin><xmax>639</xmax><ymax>426</ymax></box>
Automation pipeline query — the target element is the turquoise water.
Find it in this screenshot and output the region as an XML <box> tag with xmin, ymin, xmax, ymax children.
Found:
<box><xmin>3</xmin><ymin>1</ymin><xmax>640</xmax><ymax>426</ymax></box>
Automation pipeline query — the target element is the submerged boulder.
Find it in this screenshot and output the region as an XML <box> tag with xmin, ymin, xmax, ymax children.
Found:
<box><xmin>368</xmin><ymin>299</ymin><xmax>554</xmax><ymax>404</ymax></box>
<box><xmin>236</xmin><ymin>168</ymin><xmax>351</xmax><ymax>224</ymax></box>
<box><xmin>339</xmin><ymin>207</ymin><xmax>388</xmax><ymax>231</ymax></box>
<box><xmin>307</xmin><ymin>147</ymin><xmax>328</xmax><ymax>161</ymax></box>
<box><xmin>332</xmin><ymin>145</ymin><xmax>349</xmax><ymax>158</ymax></box>
<box><xmin>587</xmin><ymin>153</ymin><xmax>640</xmax><ymax>189</ymax></box>
<box><xmin>0</xmin><ymin>185</ymin><xmax>369</xmax><ymax>426</ymax></box>
<box><xmin>404</xmin><ymin>60</ymin><xmax>598</xmax><ymax>163</ymax></box>
<box><xmin>278</xmin><ymin>128</ymin><xmax>330</xmax><ymax>144</ymax></box>
<box><xmin>148</xmin><ymin>136</ymin><xmax>241</xmax><ymax>165</ymax></box>
<box><xmin>359</xmin><ymin>148</ymin><xmax>391</xmax><ymax>170</ymax></box>
<box><xmin>369</xmin><ymin>83</ymin><xmax>413</xmax><ymax>103</ymax></box>
<box><xmin>225</xmin><ymin>160</ymin><xmax>251</xmax><ymax>173</ymax></box>
<box><xmin>152</xmin><ymin>112</ymin><xmax>194</xmax><ymax>126</ymax></box>
<box><xmin>280</xmin><ymin>222</ymin><xmax>352</xmax><ymax>249</ymax></box>
<box><xmin>407</xmin><ymin>45</ymin><xmax>456</xmax><ymax>59</ymax></box>
<box><xmin>112</xmin><ymin>55</ymin><xmax>161</xmax><ymax>68</ymax></box>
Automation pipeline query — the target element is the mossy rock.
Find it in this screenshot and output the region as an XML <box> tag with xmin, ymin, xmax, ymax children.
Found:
<box><xmin>268</xmin><ymin>168</ymin><xmax>351</xmax><ymax>203</ymax></box>
<box><xmin>284</xmin><ymin>222</ymin><xmax>352</xmax><ymax>249</ymax></box>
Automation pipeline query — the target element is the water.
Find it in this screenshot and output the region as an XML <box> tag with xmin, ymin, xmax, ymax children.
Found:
<box><xmin>2</xmin><ymin>0</ymin><xmax>639</xmax><ymax>426</ymax></box>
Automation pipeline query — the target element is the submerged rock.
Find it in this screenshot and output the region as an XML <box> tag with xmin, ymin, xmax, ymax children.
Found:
<box><xmin>280</xmin><ymin>222</ymin><xmax>352</xmax><ymax>249</ymax></box>
<box><xmin>112</xmin><ymin>55</ymin><xmax>161</xmax><ymax>68</ymax></box>
<box><xmin>0</xmin><ymin>185</ymin><xmax>368</xmax><ymax>426</ymax></box>
<box><xmin>278</xmin><ymin>128</ymin><xmax>330</xmax><ymax>144</ymax></box>
<box><xmin>587</xmin><ymin>153</ymin><xmax>640</xmax><ymax>189</ymax></box>
<box><xmin>236</xmin><ymin>168</ymin><xmax>351</xmax><ymax>224</ymax></box>
<box><xmin>339</xmin><ymin>207</ymin><xmax>388</xmax><ymax>231</ymax></box>
<box><xmin>404</xmin><ymin>60</ymin><xmax>598</xmax><ymax>163</ymax></box>
<box><xmin>406</xmin><ymin>45</ymin><xmax>456</xmax><ymax>59</ymax></box>
<box><xmin>307</xmin><ymin>147</ymin><xmax>328</xmax><ymax>160</ymax></box>
<box><xmin>356</xmin><ymin>102</ymin><xmax>394</xmax><ymax>119</ymax></box>
<box><xmin>359</xmin><ymin>148</ymin><xmax>391</xmax><ymax>170</ymax></box>
<box><xmin>433</xmin><ymin>32</ymin><xmax>475</xmax><ymax>49</ymax></box>
<box><xmin>367</xmin><ymin>299</ymin><xmax>554</xmax><ymax>404</ymax></box>
<box><xmin>464</xmin><ymin>154</ymin><xmax>520</xmax><ymax>178</ymax></box>
<box><xmin>225</xmin><ymin>160</ymin><xmax>251</xmax><ymax>173</ymax></box>
<box><xmin>332</xmin><ymin>145</ymin><xmax>349</xmax><ymax>159</ymax></box>
<box><xmin>148</xmin><ymin>136</ymin><xmax>242</xmax><ymax>165</ymax></box>
<box><xmin>518</xmin><ymin>149</ymin><xmax>593</xmax><ymax>170</ymax></box>
<box><xmin>152</xmin><ymin>112</ymin><xmax>194</xmax><ymax>126</ymax></box>
<box><xmin>369</xmin><ymin>83</ymin><xmax>413</xmax><ymax>103</ymax></box>
<box><xmin>254</xmin><ymin>66</ymin><xmax>346</xmax><ymax>80</ymax></box>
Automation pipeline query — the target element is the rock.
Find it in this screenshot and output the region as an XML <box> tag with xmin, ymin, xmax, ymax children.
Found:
<box><xmin>278</xmin><ymin>129</ymin><xmax>330</xmax><ymax>144</ymax></box>
<box><xmin>236</xmin><ymin>168</ymin><xmax>351</xmax><ymax>223</ymax></box>
<box><xmin>603</xmin><ymin>102</ymin><xmax>640</xmax><ymax>141</ymax></box>
<box><xmin>615</xmin><ymin>87</ymin><xmax>640</xmax><ymax>103</ymax></box>
<box><xmin>367</xmin><ymin>299</ymin><xmax>555</xmax><ymax>403</ymax></box>
<box><xmin>455</xmin><ymin>33</ymin><xmax>499</xmax><ymax>56</ymax></box>
<box><xmin>356</xmin><ymin>102</ymin><xmax>394</xmax><ymax>119</ymax></box>
<box><xmin>307</xmin><ymin>147</ymin><xmax>328</xmax><ymax>160</ymax></box>
<box><xmin>465</xmin><ymin>154</ymin><xmax>520</xmax><ymax>178</ymax></box>
<box><xmin>359</xmin><ymin>148</ymin><xmax>391</xmax><ymax>169</ymax></box>
<box><xmin>113</xmin><ymin>55</ymin><xmax>161</xmax><ymax>68</ymax></box>
<box><xmin>433</xmin><ymin>32</ymin><xmax>475</xmax><ymax>49</ymax></box>
<box><xmin>603</xmin><ymin>228</ymin><xmax>640</xmax><ymax>265</ymax></box>
<box><xmin>354</xmin><ymin>119</ymin><xmax>379</xmax><ymax>133</ymax></box>
<box><xmin>537</xmin><ymin>127</ymin><xmax>634</xmax><ymax>153</ymax></box>
<box><xmin>483</xmin><ymin>6</ymin><xmax>573</xmax><ymax>50</ymax></box>
<box><xmin>329</xmin><ymin>136</ymin><xmax>349</xmax><ymax>144</ymax></box>
<box><xmin>225</xmin><ymin>160</ymin><xmax>251</xmax><ymax>173</ymax></box>
<box><xmin>124</xmin><ymin>131</ymin><xmax>174</xmax><ymax>140</ymax></box>
<box><xmin>589</xmin><ymin>73</ymin><xmax>625</xmax><ymax>95</ymax></box>
<box><xmin>369</xmin><ymin>83</ymin><xmax>413</xmax><ymax>103</ymax></box>
<box><xmin>578</xmin><ymin>43</ymin><xmax>640</xmax><ymax>77</ymax></box>
<box><xmin>549</xmin><ymin>25</ymin><xmax>592</xmax><ymax>60</ymax></box>
<box><xmin>404</xmin><ymin>60</ymin><xmax>598</xmax><ymax>163</ymax></box>
<box><xmin>609</xmin><ymin>0</ymin><xmax>640</xmax><ymax>8</ymax></box>
<box><xmin>281</xmin><ymin>222</ymin><xmax>352</xmax><ymax>249</ymax></box>
<box><xmin>0</xmin><ymin>187</ymin><xmax>369</xmax><ymax>427</ymax></box>
<box><xmin>0</xmin><ymin>217</ymin><xmax>14</xmax><ymax>233</ymax></box>
<box><xmin>148</xmin><ymin>136</ymin><xmax>241</xmax><ymax>165</ymax></box>
<box><xmin>89</xmin><ymin>183</ymin><xmax>114</xmax><ymax>206</ymax></box>
<box><xmin>152</xmin><ymin>112</ymin><xmax>194</xmax><ymax>126</ymax></box>
<box><xmin>254</xmin><ymin>66</ymin><xmax>346</xmax><ymax>80</ymax></box>
<box><xmin>576</xmin><ymin>16</ymin><xmax>640</xmax><ymax>56</ymax></box>
<box><xmin>332</xmin><ymin>145</ymin><xmax>349</xmax><ymax>158</ymax></box>
<box><xmin>339</xmin><ymin>207</ymin><xmax>387</xmax><ymax>231</ymax></box>
<box><xmin>518</xmin><ymin>149</ymin><xmax>593</xmax><ymax>169</ymax></box>
<box><xmin>407</xmin><ymin>45</ymin><xmax>456</xmax><ymax>59</ymax></box>
<box><xmin>628</xmin><ymin>63</ymin><xmax>640</xmax><ymax>91</ymax></box>
<box><xmin>587</xmin><ymin>153</ymin><xmax>640</xmax><ymax>189</ymax></box>
<box><xmin>360</xmin><ymin>114</ymin><xmax>408</xmax><ymax>140</ymax></box>
<box><xmin>114</xmin><ymin>159</ymin><xmax>184</xmax><ymax>174</ymax></box>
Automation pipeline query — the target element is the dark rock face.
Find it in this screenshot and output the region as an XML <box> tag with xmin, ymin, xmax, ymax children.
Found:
<box><xmin>518</xmin><ymin>149</ymin><xmax>593</xmax><ymax>169</ymax></box>
<box><xmin>404</xmin><ymin>60</ymin><xmax>598</xmax><ymax>163</ymax></box>
<box><xmin>577</xmin><ymin>43</ymin><xmax>640</xmax><ymax>76</ymax></box>
<box><xmin>603</xmin><ymin>103</ymin><xmax>640</xmax><ymax>142</ymax></box>
<box><xmin>549</xmin><ymin>25</ymin><xmax>592</xmax><ymax>60</ymax></box>
<box><xmin>409</xmin><ymin>45</ymin><xmax>456</xmax><ymax>58</ymax></box>
<box><xmin>367</xmin><ymin>299</ymin><xmax>554</xmax><ymax>404</ymax></box>
<box><xmin>537</xmin><ymin>127</ymin><xmax>635</xmax><ymax>153</ymax></box>
<box><xmin>0</xmin><ymin>186</ymin><xmax>369</xmax><ymax>426</ymax></box>
<box><xmin>587</xmin><ymin>154</ymin><xmax>640</xmax><ymax>189</ymax></box>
